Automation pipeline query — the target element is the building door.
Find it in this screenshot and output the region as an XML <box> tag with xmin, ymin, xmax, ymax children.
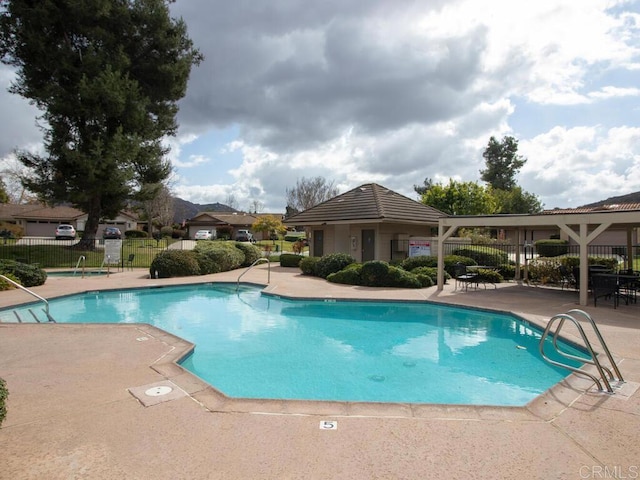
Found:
<box><xmin>362</xmin><ymin>229</ymin><xmax>375</xmax><ymax>262</ymax></box>
<box><xmin>313</xmin><ymin>230</ymin><xmax>324</xmax><ymax>257</ymax></box>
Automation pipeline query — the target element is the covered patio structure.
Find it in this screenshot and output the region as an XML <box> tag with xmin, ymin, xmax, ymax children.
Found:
<box><xmin>436</xmin><ymin>210</ymin><xmax>640</xmax><ymax>306</ymax></box>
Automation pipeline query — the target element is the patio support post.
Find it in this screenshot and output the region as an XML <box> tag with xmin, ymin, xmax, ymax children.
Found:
<box><xmin>579</xmin><ymin>223</ymin><xmax>589</xmax><ymax>306</ymax></box>
<box><xmin>437</xmin><ymin>223</ymin><xmax>457</xmax><ymax>291</ymax></box>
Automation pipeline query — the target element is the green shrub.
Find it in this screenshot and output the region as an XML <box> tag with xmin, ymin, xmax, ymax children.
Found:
<box><xmin>476</xmin><ymin>268</ymin><xmax>504</xmax><ymax>284</ymax></box>
<box><xmin>316</xmin><ymin>253</ymin><xmax>356</xmax><ymax>279</ymax></box>
<box><xmin>160</xmin><ymin>226</ymin><xmax>174</xmax><ymax>237</ymax></box>
<box><xmin>194</xmin><ymin>241</ymin><xmax>244</xmax><ymax>274</ymax></box>
<box><xmin>327</xmin><ymin>264</ymin><xmax>362</xmax><ymax>285</ymax></box>
<box><xmin>0</xmin><ymin>377</ymin><xmax>7</xmax><ymax>427</ymax></box>
<box><xmin>125</xmin><ymin>229</ymin><xmax>147</xmax><ymax>238</ymax></box>
<box><xmin>527</xmin><ymin>258</ymin><xmax>561</xmax><ymax>284</ymax></box>
<box><xmin>413</xmin><ymin>273</ymin><xmax>434</xmax><ymax>288</ymax></box>
<box><xmin>360</xmin><ymin>261</ymin><xmax>391</xmax><ymax>286</ymax></box>
<box><xmin>0</xmin><ymin>272</ymin><xmax>19</xmax><ymax>291</ymax></box>
<box><xmin>409</xmin><ymin>266</ymin><xmax>450</xmax><ymax>285</ymax></box>
<box><xmin>400</xmin><ymin>255</ymin><xmax>437</xmax><ymax>271</ymax></box>
<box><xmin>234</xmin><ymin>242</ymin><xmax>262</xmax><ymax>267</ymax></box>
<box><xmin>284</xmin><ymin>233</ymin><xmax>306</xmax><ymax>242</ymax></box>
<box><xmin>300</xmin><ymin>256</ymin><xmax>320</xmax><ymax>276</ymax></box>
<box><xmin>384</xmin><ymin>266</ymin><xmax>422</xmax><ymax>288</ymax></box>
<box><xmin>0</xmin><ymin>259</ymin><xmax>47</xmax><ymax>287</ymax></box>
<box><xmin>149</xmin><ymin>250</ymin><xmax>200</xmax><ymax>278</ymax></box>
<box><xmin>535</xmin><ymin>239</ymin><xmax>569</xmax><ymax>257</ymax></box>
<box><xmin>497</xmin><ymin>264</ymin><xmax>516</xmax><ymax>280</ymax></box>
<box><xmin>172</xmin><ymin>229</ymin><xmax>188</xmax><ymax>239</ymax></box>
<box><xmin>451</xmin><ymin>246</ymin><xmax>508</xmax><ymax>266</ymax></box>
<box><xmin>280</xmin><ymin>253</ymin><xmax>304</xmax><ymax>267</ymax></box>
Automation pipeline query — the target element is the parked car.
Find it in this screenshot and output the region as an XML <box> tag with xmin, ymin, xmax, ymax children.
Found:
<box><xmin>55</xmin><ymin>224</ymin><xmax>76</xmax><ymax>239</ymax></box>
<box><xmin>194</xmin><ymin>229</ymin><xmax>214</xmax><ymax>240</ymax></box>
<box><xmin>102</xmin><ymin>227</ymin><xmax>122</xmax><ymax>239</ymax></box>
<box><xmin>235</xmin><ymin>229</ymin><xmax>254</xmax><ymax>242</ymax></box>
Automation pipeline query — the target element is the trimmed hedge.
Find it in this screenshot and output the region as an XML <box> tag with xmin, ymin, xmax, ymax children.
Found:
<box><xmin>400</xmin><ymin>255</ymin><xmax>437</xmax><ymax>271</ymax></box>
<box><xmin>0</xmin><ymin>259</ymin><xmax>47</xmax><ymax>287</ymax></box>
<box><xmin>328</xmin><ymin>261</ymin><xmax>423</xmax><ymax>288</ymax></box>
<box><xmin>451</xmin><ymin>246</ymin><xmax>508</xmax><ymax>266</ymax></box>
<box><xmin>326</xmin><ymin>263</ymin><xmax>362</xmax><ymax>285</ymax></box>
<box><xmin>234</xmin><ymin>241</ymin><xmax>262</xmax><ymax>267</ymax></box>
<box><xmin>284</xmin><ymin>233</ymin><xmax>306</xmax><ymax>242</ymax></box>
<box><xmin>194</xmin><ymin>241</ymin><xmax>244</xmax><ymax>274</ymax></box>
<box><xmin>125</xmin><ymin>229</ymin><xmax>148</xmax><ymax>238</ymax></box>
<box><xmin>315</xmin><ymin>253</ymin><xmax>356</xmax><ymax>279</ymax></box>
<box><xmin>535</xmin><ymin>239</ymin><xmax>569</xmax><ymax>257</ymax></box>
<box><xmin>149</xmin><ymin>250</ymin><xmax>200</xmax><ymax>278</ymax></box>
<box><xmin>300</xmin><ymin>256</ymin><xmax>320</xmax><ymax>276</ymax></box>
<box><xmin>280</xmin><ymin>253</ymin><xmax>304</xmax><ymax>267</ymax></box>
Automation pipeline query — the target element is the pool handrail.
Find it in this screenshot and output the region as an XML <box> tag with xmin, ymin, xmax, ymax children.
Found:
<box><xmin>74</xmin><ymin>255</ymin><xmax>86</xmax><ymax>277</ymax></box>
<box><xmin>0</xmin><ymin>274</ymin><xmax>55</xmax><ymax>322</ymax></box>
<box><xmin>237</xmin><ymin>257</ymin><xmax>270</xmax><ymax>290</ymax></box>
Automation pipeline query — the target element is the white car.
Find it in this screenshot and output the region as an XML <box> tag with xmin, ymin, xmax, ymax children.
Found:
<box><xmin>55</xmin><ymin>224</ymin><xmax>76</xmax><ymax>239</ymax></box>
<box><xmin>194</xmin><ymin>230</ymin><xmax>214</xmax><ymax>240</ymax></box>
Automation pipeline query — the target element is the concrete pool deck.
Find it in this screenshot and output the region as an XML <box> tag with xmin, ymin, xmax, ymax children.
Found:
<box><xmin>1</xmin><ymin>265</ymin><xmax>639</xmax><ymax>479</ymax></box>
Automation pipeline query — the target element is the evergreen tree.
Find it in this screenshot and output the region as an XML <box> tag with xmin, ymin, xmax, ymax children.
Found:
<box><xmin>480</xmin><ymin>136</ymin><xmax>526</xmax><ymax>191</ymax></box>
<box><xmin>0</xmin><ymin>0</ymin><xmax>202</xmax><ymax>248</ymax></box>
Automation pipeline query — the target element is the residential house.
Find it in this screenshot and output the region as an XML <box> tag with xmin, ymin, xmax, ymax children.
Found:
<box><xmin>187</xmin><ymin>212</ymin><xmax>259</xmax><ymax>239</ymax></box>
<box><xmin>0</xmin><ymin>203</ymin><xmax>139</xmax><ymax>237</ymax></box>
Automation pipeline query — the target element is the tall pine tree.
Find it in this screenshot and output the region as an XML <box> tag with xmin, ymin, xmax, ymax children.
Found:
<box><xmin>0</xmin><ymin>0</ymin><xmax>201</xmax><ymax>247</ymax></box>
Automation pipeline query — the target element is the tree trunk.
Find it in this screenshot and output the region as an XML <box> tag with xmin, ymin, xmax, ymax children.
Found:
<box><xmin>76</xmin><ymin>198</ymin><xmax>101</xmax><ymax>250</ymax></box>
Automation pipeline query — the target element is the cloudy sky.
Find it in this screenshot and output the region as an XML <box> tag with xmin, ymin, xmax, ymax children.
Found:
<box><xmin>1</xmin><ymin>0</ymin><xmax>639</xmax><ymax>213</ymax></box>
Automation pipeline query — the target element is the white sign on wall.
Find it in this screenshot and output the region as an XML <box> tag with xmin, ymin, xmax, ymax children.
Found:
<box><xmin>408</xmin><ymin>240</ymin><xmax>430</xmax><ymax>257</ymax></box>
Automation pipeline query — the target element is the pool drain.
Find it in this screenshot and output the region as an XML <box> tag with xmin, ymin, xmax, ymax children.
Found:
<box><xmin>145</xmin><ymin>386</ymin><xmax>173</xmax><ymax>397</ymax></box>
<box><xmin>368</xmin><ymin>375</ymin><xmax>386</xmax><ymax>382</ymax></box>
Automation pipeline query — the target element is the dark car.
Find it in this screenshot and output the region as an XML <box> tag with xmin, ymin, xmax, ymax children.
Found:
<box><xmin>102</xmin><ymin>227</ymin><xmax>122</xmax><ymax>239</ymax></box>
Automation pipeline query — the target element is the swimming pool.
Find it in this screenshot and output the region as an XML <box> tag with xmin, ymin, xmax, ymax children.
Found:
<box><xmin>3</xmin><ymin>284</ymin><xmax>585</xmax><ymax>406</ymax></box>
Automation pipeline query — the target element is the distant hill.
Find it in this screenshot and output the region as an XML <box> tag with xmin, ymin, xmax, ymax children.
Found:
<box><xmin>580</xmin><ymin>191</ymin><xmax>640</xmax><ymax>208</ymax></box>
<box><xmin>173</xmin><ymin>197</ymin><xmax>238</xmax><ymax>224</ymax></box>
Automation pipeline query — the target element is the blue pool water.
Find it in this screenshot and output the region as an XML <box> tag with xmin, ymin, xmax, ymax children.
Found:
<box><xmin>4</xmin><ymin>284</ymin><xmax>586</xmax><ymax>406</ymax></box>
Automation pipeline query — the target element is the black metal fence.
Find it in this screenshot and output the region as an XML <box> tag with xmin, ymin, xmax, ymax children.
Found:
<box><xmin>0</xmin><ymin>237</ymin><xmax>173</xmax><ymax>269</ymax></box>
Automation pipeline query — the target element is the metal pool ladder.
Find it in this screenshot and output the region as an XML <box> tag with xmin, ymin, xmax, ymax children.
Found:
<box><xmin>0</xmin><ymin>274</ymin><xmax>56</xmax><ymax>323</ymax></box>
<box><xmin>539</xmin><ymin>309</ymin><xmax>623</xmax><ymax>393</ymax></box>
<box><xmin>236</xmin><ymin>257</ymin><xmax>270</xmax><ymax>290</ymax></box>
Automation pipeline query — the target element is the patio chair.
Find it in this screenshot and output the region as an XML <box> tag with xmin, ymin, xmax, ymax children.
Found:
<box><xmin>591</xmin><ymin>274</ymin><xmax>619</xmax><ymax>308</ymax></box>
<box><xmin>453</xmin><ymin>263</ymin><xmax>479</xmax><ymax>291</ymax></box>
<box><xmin>125</xmin><ymin>254</ymin><xmax>135</xmax><ymax>270</ymax></box>
<box><xmin>558</xmin><ymin>265</ymin><xmax>576</xmax><ymax>290</ymax></box>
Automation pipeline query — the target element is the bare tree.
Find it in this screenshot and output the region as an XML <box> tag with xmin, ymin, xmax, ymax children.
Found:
<box><xmin>0</xmin><ymin>157</ymin><xmax>37</xmax><ymax>203</ymax></box>
<box><xmin>285</xmin><ymin>177</ymin><xmax>339</xmax><ymax>214</ymax></box>
<box><xmin>225</xmin><ymin>193</ymin><xmax>239</xmax><ymax>211</ymax></box>
<box><xmin>141</xmin><ymin>183</ymin><xmax>175</xmax><ymax>233</ymax></box>
<box><xmin>249</xmin><ymin>199</ymin><xmax>264</xmax><ymax>214</ymax></box>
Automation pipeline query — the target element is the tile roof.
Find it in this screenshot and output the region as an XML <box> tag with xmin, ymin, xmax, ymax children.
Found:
<box><xmin>190</xmin><ymin>212</ymin><xmax>258</xmax><ymax>225</ymax></box>
<box><xmin>543</xmin><ymin>203</ymin><xmax>640</xmax><ymax>215</ymax></box>
<box><xmin>10</xmin><ymin>205</ymin><xmax>85</xmax><ymax>220</ymax></box>
<box><xmin>284</xmin><ymin>183</ymin><xmax>446</xmax><ymax>225</ymax></box>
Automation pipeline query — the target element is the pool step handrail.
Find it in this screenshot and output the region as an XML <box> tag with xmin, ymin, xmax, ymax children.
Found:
<box><xmin>74</xmin><ymin>255</ymin><xmax>86</xmax><ymax>277</ymax></box>
<box><xmin>237</xmin><ymin>257</ymin><xmax>271</xmax><ymax>290</ymax></box>
<box><xmin>539</xmin><ymin>309</ymin><xmax>622</xmax><ymax>393</ymax></box>
<box><xmin>0</xmin><ymin>274</ymin><xmax>56</xmax><ymax>323</ymax></box>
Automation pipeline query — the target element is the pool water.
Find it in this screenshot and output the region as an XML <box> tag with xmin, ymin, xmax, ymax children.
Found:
<box><xmin>47</xmin><ymin>270</ymin><xmax>112</xmax><ymax>277</ymax></box>
<box><xmin>5</xmin><ymin>284</ymin><xmax>586</xmax><ymax>406</ymax></box>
